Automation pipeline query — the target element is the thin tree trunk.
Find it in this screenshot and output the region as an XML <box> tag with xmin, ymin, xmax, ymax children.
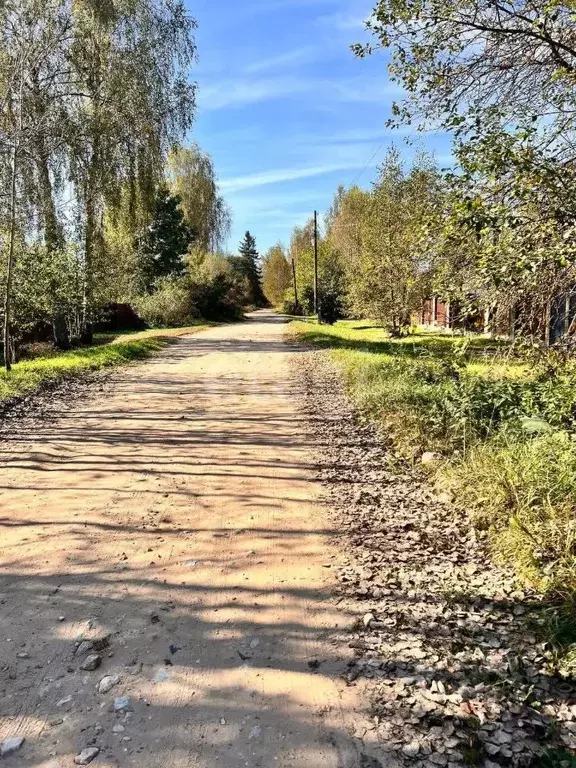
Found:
<box><xmin>4</xmin><ymin>142</ymin><xmax>18</xmax><ymax>372</ymax></box>
<box><xmin>36</xmin><ymin>142</ymin><xmax>71</xmax><ymax>350</ymax></box>
<box><xmin>81</xmin><ymin>176</ymin><xmax>96</xmax><ymax>345</ymax></box>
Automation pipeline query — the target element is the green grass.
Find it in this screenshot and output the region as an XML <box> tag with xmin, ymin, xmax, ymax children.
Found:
<box><xmin>292</xmin><ymin>320</ymin><xmax>526</xmax><ymax>454</ymax></box>
<box><xmin>0</xmin><ymin>323</ymin><xmax>211</xmax><ymax>404</ymax></box>
<box><xmin>292</xmin><ymin>319</ymin><xmax>576</xmax><ymax>603</ymax></box>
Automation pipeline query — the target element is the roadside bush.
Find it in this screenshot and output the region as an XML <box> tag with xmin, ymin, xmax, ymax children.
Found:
<box><xmin>282</xmin><ymin>297</ymin><xmax>303</xmax><ymax>316</ymax></box>
<box><xmin>134</xmin><ymin>278</ymin><xmax>195</xmax><ymax>327</ymax></box>
<box><xmin>446</xmin><ymin>432</ymin><xmax>576</xmax><ymax>598</ymax></box>
<box><xmin>320</xmin><ymin>289</ymin><xmax>345</xmax><ymax>325</ymax></box>
<box><xmin>187</xmin><ymin>253</ymin><xmax>249</xmax><ymax>320</ymax></box>
<box><xmin>134</xmin><ymin>253</ymin><xmax>249</xmax><ymax>327</ymax></box>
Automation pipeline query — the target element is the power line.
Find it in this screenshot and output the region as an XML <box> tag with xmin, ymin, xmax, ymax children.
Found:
<box><xmin>346</xmin><ymin>141</ymin><xmax>386</xmax><ymax>189</ymax></box>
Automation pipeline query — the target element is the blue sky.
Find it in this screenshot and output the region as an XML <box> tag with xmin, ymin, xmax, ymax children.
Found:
<box><xmin>187</xmin><ymin>0</ymin><xmax>451</xmax><ymax>254</ymax></box>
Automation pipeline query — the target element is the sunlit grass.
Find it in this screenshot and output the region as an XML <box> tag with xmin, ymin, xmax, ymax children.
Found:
<box><xmin>0</xmin><ymin>324</ymin><xmax>211</xmax><ymax>403</ymax></box>
<box><xmin>292</xmin><ymin>319</ymin><xmax>525</xmax><ymax>378</ymax></box>
<box><xmin>292</xmin><ymin>318</ymin><xmax>576</xmax><ymax>606</ymax></box>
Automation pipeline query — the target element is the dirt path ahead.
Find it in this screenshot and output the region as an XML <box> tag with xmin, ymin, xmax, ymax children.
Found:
<box><xmin>0</xmin><ymin>312</ymin><xmax>370</xmax><ymax>768</ymax></box>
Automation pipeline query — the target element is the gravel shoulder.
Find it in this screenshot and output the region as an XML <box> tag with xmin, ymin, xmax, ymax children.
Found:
<box><xmin>295</xmin><ymin>351</ymin><xmax>576</xmax><ymax>768</ymax></box>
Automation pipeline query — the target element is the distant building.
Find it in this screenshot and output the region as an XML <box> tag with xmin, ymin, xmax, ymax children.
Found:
<box><xmin>418</xmin><ymin>297</ymin><xmax>450</xmax><ymax>329</ymax></box>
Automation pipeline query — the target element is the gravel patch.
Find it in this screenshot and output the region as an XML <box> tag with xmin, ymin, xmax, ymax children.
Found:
<box><xmin>295</xmin><ymin>350</ymin><xmax>576</xmax><ymax>768</ymax></box>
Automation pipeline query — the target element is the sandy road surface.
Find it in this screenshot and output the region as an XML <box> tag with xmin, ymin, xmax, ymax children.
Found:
<box><xmin>0</xmin><ymin>312</ymin><xmax>370</xmax><ymax>768</ymax></box>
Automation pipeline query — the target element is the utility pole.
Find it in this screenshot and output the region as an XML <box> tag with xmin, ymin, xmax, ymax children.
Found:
<box><xmin>313</xmin><ymin>210</ymin><xmax>319</xmax><ymax>320</ymax></box>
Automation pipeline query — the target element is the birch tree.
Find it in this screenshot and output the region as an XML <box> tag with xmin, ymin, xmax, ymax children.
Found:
<box><xmin>167</xmin><ymin>144</ymin><xmax>231</xmax><ymax>253</ymax></box>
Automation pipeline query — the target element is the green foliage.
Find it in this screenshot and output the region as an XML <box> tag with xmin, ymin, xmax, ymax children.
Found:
<box><xmin>0</xmin><ymin>0</ymin><xmax>198</xmax><ymax>359</ymax></box>
<box><xmin>533</xmin><ymin>748</ymin><xmax>576</xmax><ymax>768</ymax></box>
<box><xmin>289</xmin><ymin>217</ymin><xmax>348</xmax><ymax>320</ymax></box>
<box><xmin>448</xmin><ymin>432</ymin><xmax>576</xmax><ymax>597</ymax></box>
<box><xmin>281</xmin><ymin>295</ymin><xmax>304</xmax><ymax>316</ymax></box>
<box><xmin>358</xmin><ymin>1</ymin><xmax>575</xmax><ymax>150</ymax></box>
<box><xmin>356</xmin><ymin>1</ymin><xmax>576</xmax><ymax>338</ymax></box>
<box><xmin>138</xmin><ymin>186</ymin><xmax>193</xmax><ymax>287</ymax></box>
<box><xmin>133</xmin><ymin>277</ymin><xmax>194</xmax><ymax>328</ymax></box>
<box><xmin>262</xmin><ymin>244</ymin><xmax>292</xmax><ymax>306</ymax></box>
<box><xmin>292</xmin><ymin>152</ymin><xmax>441</xmax><ymax>333</ymax></box>
<box><xmin>167</xmin><ymin>144</ymin><xmax>231</xmax><ymax>252</ymax></box>
<box><xmin>134</xmin><ymin>252</ymin><xmax>249</xmax><ymax>327</ymax></box>
<box><xmin>187</xmin><ymin>252</ymin><xmax>250</xmax><ymax>320</ymax></box>
<box><xmin>350</xmin><ymin>149</ymin><xmax>441</xmax><ymax>333</ymax></box>
<box><xmin>238</xmin><ymin>231</ymin><xmax>266</xmax><ymax>307</ymax></box>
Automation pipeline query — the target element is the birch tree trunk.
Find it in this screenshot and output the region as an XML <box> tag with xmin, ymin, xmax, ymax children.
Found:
<box><xmin>4</xmin><ymin>140</ymin><xmax>18</xmax><ymax>372</ymax></box>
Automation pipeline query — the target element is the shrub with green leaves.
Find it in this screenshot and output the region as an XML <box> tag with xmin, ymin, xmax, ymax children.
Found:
<box><xmin>134</xmin><ymin>278</ymin><xmax>195</xmax><ymax>328</ymax></box>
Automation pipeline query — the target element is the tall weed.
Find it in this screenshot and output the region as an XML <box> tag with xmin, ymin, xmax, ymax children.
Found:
<box><xmin>446</xmin><ymin>432</ymin><xmax>576</xmax><ymax>597</ymax></box>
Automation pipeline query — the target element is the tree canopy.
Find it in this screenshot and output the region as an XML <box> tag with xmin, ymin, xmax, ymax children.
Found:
<box><xmin>237</xmin><ymin>232</ymin><xmax>266</xmax><ymax>307</ymax></box>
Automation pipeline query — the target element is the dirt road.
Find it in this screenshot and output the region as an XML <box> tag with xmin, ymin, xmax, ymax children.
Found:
<box><xmin>0</xmin><ymin>312</ymin><xmax>371</xmax><ymax>768</ymax></box>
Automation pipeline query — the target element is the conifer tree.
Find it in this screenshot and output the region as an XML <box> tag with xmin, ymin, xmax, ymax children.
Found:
<box><xmin>139</xmin><ymin>186</ymin><xmax>193</xmax><ymax>288</ymax></box>
<box><xmin>238</xmin><ymin>231</ymin><xmax>266</xmax><ymax>307</ymax></box>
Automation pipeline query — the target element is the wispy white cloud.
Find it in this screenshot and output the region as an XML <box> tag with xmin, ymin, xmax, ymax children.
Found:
<box><xmin>198</xmin><ymin>76</ymin><xmax>311</xmax><ymax>110</ymax></box>
<box><xmin>199</xmin><ymin>74</ymin><xmax>402</xmax><ymax>112</ymax></box>
<box><xmin>246</xmin><ymin>0</ymin><xmax>338</xmax><ymax>13</ymax></box>
<box><xmin>227</xmin><ymin>188</ymin><xmax>323</xmax><ymax>210</ymax></box>
<box><xmin>316</xmin><ymin>10</ymin><xmax>367</xmax><ymax>31</ymax></box>
<box><xmin>220</xmin><ymin>163</ymin><xmax>360</xmax><ymax>193</ymax></box>
<box><xmin>242</xmin><ymin>46</ymin><xmax>319</xmax><ymax>74</ymax></box>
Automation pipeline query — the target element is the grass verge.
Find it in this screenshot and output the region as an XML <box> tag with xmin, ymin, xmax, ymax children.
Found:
<box><xmin>0</xmin><ymin>323</ymin><xmax>211</xmax><ymax>405</ymax></box>
<box><xmin>292</xmin><ymin>319</ymin><xmax>576</xmax><ymax>617</ymax></box>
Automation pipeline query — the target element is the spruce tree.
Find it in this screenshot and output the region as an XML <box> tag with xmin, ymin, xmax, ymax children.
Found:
<box><xmin>139</xmin><ymin>186</ymin><xmax>194</xmax><ymax>288</ymax></box>
<box><xmin>238</xmin><ymin>231</ymin><xmax>266</xmax><ymax>307</ymax></box>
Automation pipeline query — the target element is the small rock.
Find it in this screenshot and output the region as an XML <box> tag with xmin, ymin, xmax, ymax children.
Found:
<box><xmin>0</xmin><ymin>737</ymin><xmax>24</xmax><ymax>757</ymax></box>
<box><xmin>402</xmin><ymin>742</ymin><xmax>420</xmax><ymax>758</ymax></box>
<box><xmin>98</xmin><ymin>674</ymin><xmax>120</xmax><ymax>694</ymax></box>
<box><xmin>421</xmin><ymin>452</ymin><xmax>441</xmax><ymax>465</ymax></box>
<box><xmin>57</xmin><ymin>615</ymin><xmax>66</xmax><ymax>622</ymax></box>
<box><xmin>429</xmin><ymin>754</ymin><xmax>448</xmax><ymax>766</ymax></box>
<box><xmin>80</xmin><ymin>654</ymin><xmax>102</xmax><ymax>671</ymax></box>
<box><xmin>74</xmin><ymin>747</ymin><xmax>99</xmax><ymax>765</ymax></box>
<box><xmin>16</xmin><ymin>651</ymin><xmax>29</xmax><ymax>659</ymax></box>
<box><xmin>48</xmin><ymin>718</ymin><xmax>64</xmax><ymax>727</ymax></box>
<box><xmin>112</xmin><ymin>724</ymin><xmax>125</xmax><ymax>734</ymax></box>
<box><xmin>56</xmin><ymin>695</ymin><xmax>73</xmax><ymax>707</ymax></box>
<box><xmin>114</xmin><ymin>695</ymin><xmax>132</xmax><ymax>712</ymax></box>
<box><xmin>248</xmin><ymin>725</ymin><xmax>262</xmax><ymax>740</ymax></box>
<box><xmin>152</xmin><ymin>668</ymin><xmax>170</xmax><ymax>683</ymax></box>
<box><xmin>75</xmin><ymin>641</ymin><xmax>94</xmax><ymax>656</ymax></box>
<box><xmin>362</xmin><ymin>612</ymin><xmax>375</xmax><ymax>628</ymax></box>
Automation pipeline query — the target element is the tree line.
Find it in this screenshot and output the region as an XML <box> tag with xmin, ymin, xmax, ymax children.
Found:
<box><xmin>263</xmin><ymin>0</ymin><xmax>576</xmax><ymax>342</ymax></box>
<box><xmin>0</xmin><ymin>0</ymin><xmax>265</xmax><ymax>371</ymax></box>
